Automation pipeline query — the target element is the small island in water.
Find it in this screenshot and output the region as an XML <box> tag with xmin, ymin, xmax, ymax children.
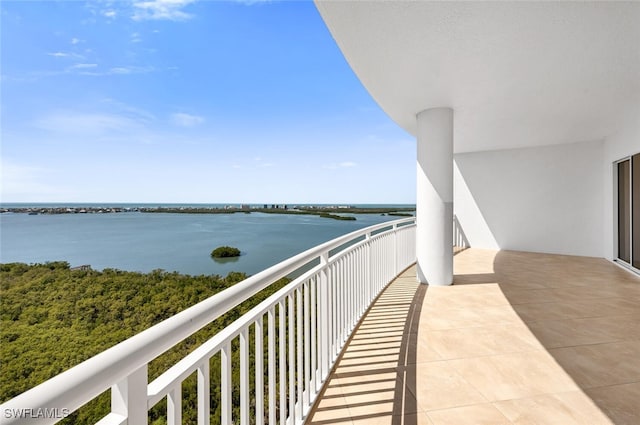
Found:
<box><xmin>211</xmin><ymin>246</ymin><xmax>241</xmax><ymax>258</ymax></box>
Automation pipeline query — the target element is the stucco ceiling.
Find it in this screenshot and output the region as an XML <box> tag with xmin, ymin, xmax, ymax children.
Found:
<box><xmin>316</xmin><ymin>1</ymin><xmax>640</xmax><ymax>153</ymax></box>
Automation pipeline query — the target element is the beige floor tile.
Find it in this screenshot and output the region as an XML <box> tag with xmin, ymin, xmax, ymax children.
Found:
<box><xmin>547</xmin><ymin>286</ymin><xmax>627</xmax><ymax>302</ymax></box>
<box><xmin>339</xmin><ymin>353</ymin><xmax>401</xmax><ymax>368</ymax></box>
<box><xmin>495</xmin><ymin>279</ymin><xmax>550</xmax><ymax>291</ymax></box>
<box><xmin>342</xmin><ymin>346</ymin><xmax>401</xmax><ymax>359</ymax></box>
<box><xmin>569</xmin><ymin>298</ymin><xmax>640</xmax><ymax>318</ymax></box>
<box><xmin>493</xmin><ymin>391</ymin><xmax>614</xmax><ymax>425</ymax></box>
<box><xmin>340</xmin><ymin>347</ymin><xmax>399</xmax><ymax>366</ymax></box>
<box><xmin>351</xmin><ymin>412</ymin><xmax>434</xmax><ymax>425</ymax></box>
<box><xmin>518</xmin><ymin>301</ymin><xmax>626</xmax><ymax>327</ymax></box>
<box><xmin>403</xmin><ymin>332</ymin><xmax>444</xmax><ymax>364</ymax></box>
<box><xmin>343</xmin><ymin>378</ymin><xmax>420</xmax><ymax>418</ymax></box>
<box><xmin>308</xmin><ymin>377</ymin><xmax>353</xmax><ymax>424</ymax></box>
<box><xmin>526</xmin><ymin>317</ymin><xmax>625</xmax><ymax>348</ymax></box>
<box><xmin>306</xmin><ymin>408</ymin><xmax>354</xmax><ymax>425</ymax></box>
<box><xmin>453</xmin><ymin>249</ymin><xmax>498</xmax><ymax>275</ymax></box>
<box><xmin>402</xmin><ymin>361</ymin><xmax>488</xmax><ymax>411</ymax></box>
<box><xmin>586</xmin><ymin>382</ymin><xmax>640</xmax><ymax>425</ymax></box>
<box><xmin>583</xmin><ymin>282</ymin><xmax>640</xmax><ymax>299</ymax></box>
<box><xmin>352</xmin><ymin>330</ymin><xmax>405</xmax><ymax>339</ymax></box>
<box><xmin>592</xmin><ymin>313</ymin><xmax>640</xmax><ymax>340</ymax></box>
<box><xmin>498</xmin><ymin>287</ymin><xmax>572</xmax><ymax>305</ymax></box>
<box><xmin>422</xmin><ymin>284</ymin><xmax>511</xmax><ymax>309</ymax></box>
<box><xmin>427</xmin><ymin>404</ymin><xmax>511</xmax><ymax>425</ymax></box>
<box><xmin>332</xmin><ymin>368</ymin><xmax>398</xmax><ymax>386</ymax></box>
<box><xmin>510</xmin><ymin>300</ymin><xmax>594</xmax><ymax>322</ymax></box>
<box><xmin>423</xmin><ymin>324</ymin><xmax>543</xmax><ymax>359</ymax></box>
<box><xmin>549</xmin><ymin>341</ymin><xmax>640</xmax><ymax>388</ymax></box>
<box><xmin>452</xmin><ymin>272</ymin><xmax>499</xmax><ymax>286</ymax></box>
<box><xmin>360</xmin><ymin>317</ymin><xmax>410</xmax><ymax>325</ymax></box>
<box><xmin>419</xmin><ymin>304</ymin><xmax>522</xmax><ymax>330</ymax></box>
<box><xmin>448</xmin><ymin>351</ymin><xmax>578</xmax><ymax>401</ymax></box>
<box><xmin>347</xmin><ymin>334</ymin><xmax>404</xmax><ymax>344</ymax></box>
<box><xmin>334</xmin><ymin>361</ymin><xmax>400</xmax><ymax>375</ymax></box>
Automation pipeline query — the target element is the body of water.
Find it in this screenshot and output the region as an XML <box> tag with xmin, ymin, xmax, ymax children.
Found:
<box><xmin>0</xmin><ymin>207</ymin><xmax>412</xmax><ymax>276</ymax></box>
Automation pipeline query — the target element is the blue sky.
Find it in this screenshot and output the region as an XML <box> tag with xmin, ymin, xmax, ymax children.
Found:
<box><xmin>1</xmin><ymin>0</ymin><xmax>415</xmax><ymax>204</ymax></box>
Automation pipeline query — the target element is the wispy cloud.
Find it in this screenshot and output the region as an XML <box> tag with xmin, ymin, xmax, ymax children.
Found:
<box><xmin>28</xmin><ymin>102</ymin><xmax>159</xmax><ymax>149</ymax></box>
<box><xmin>132</xmin><ymin>0</ymin><xmax>196</xmax><ymax>21</ymax></box>
<box><xmin>70</xmin><ymin>63</ymin><xmax>98</xmax><ymax>69</ymax></box>
<box><xmin>70</xmin><ymin>37</ymin><xmax>82</xmax><ymax>45</ymax></box>
<box><xmin>101</xmin><ymin>98</ymin><xmax>157</xmax><ymax>122</ymax></box>
<box><xmin>102</xmin><ymin>9</ymin><xmax>117</xmax><ymax>19</ymax></box>
<box><xmin>109</xmin><ymin>66</ymin><xmax>150</xmax><ymax>74</ymax></box>
<box><xmin>75</xmin><ymin>65</ymin><xmax>155</xmax><ymax>76</ymax></box>
<box><xmin>47</xmin><ymin>51</ymin><xmax>84</xmax><ymax>59</ymax></box>
<box><xmin>170</xmin><ymin>112</ymin><xmax>204</xmax><ymax>127</ymax></box>
<box><xmin>35</xmin><ymin>111</ymin><xmax>145</xmax><ymax>136</ymax></box>
<box><xmin>10</xmin><ymin>62</ymin><xmax>154</xmax><ymax>80</ymax></box>
<box><xmin>131</xmin><ymin>32</ymin><xmax>142</xmax><ymax>43</ymax></box>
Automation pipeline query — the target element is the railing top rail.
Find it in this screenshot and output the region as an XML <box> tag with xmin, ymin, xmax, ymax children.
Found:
<box><xmin>148</xmin><ymin>260</ymin><xmax>325</xmax><ymax>406</ymax></box>
<box><xmin>0</xmin><ymin>217</ymin><xmax>415</xmax><ymax>419</ymax></box>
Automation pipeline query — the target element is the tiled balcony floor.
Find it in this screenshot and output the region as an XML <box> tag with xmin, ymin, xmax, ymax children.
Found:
<box><xmin>307</xmin><ymin>249</ymin><xmax>640</xmax><ymax>425</ymax></box>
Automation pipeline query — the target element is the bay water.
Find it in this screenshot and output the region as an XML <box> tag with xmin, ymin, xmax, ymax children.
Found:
<box><xmin>0</xmin><ymin>207</ymin><xmax>410</xmax><ymax>277</ymax></box>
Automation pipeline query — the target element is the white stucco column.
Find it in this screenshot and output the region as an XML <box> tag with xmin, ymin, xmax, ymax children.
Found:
<box><xmin>416</xmin><ymin>107</ymin><xmax>453</xmax><ymax>285</ymax></box>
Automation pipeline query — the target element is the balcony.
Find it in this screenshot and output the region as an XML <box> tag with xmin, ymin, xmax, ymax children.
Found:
<box><xmin>308</xmin><ymin>249</ymin><xmax>640</xmax><ymax>425</ymax></box>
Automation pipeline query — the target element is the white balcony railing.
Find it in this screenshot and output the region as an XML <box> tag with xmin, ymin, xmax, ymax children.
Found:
<box><xmin>1</xmin><ymin>217</ymin><xmax>416</xmax><ymax>425</ymax></box>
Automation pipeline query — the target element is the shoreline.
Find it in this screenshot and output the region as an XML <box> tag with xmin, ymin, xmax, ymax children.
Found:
<box><xmin>1</xmin><ymin>205</ymin><xmax>415</xmax><ymax>220</ymax></box>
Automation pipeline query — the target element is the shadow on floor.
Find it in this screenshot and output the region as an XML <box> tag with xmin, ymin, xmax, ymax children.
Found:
<box><xmin>454</xmin><ymin>250</ymin><xmax>640</xmax><ymax>425</ymax></box>
<box><xmin>307</xmin><ymin>267</ymin><xmax>427</xmax><ymax>424</ymax></box>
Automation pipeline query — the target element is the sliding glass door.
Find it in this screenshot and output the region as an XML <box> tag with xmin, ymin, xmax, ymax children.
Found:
<box><xmin>617</xmin><ymin>153</ymin><xmax>640</xmax><ymax>270</ymax></box>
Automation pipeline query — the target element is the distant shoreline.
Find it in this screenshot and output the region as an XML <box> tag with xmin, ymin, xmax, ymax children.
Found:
<box><xmin>0</xmin><ymin>205</ymin><xmax>416</xmax><ymax>220</ymax></box>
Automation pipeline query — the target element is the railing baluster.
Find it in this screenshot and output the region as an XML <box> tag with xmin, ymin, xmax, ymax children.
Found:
<box><xmin>268</xmin><ymin>308</ymin><xmax>276</xmax><ymax>425</ymax></box>
<box><xmin>368</xmin><ymin>241</ymin><xmax>373</xmax><ymax>300</ymax></box>
<box><xmin>288</xmin><ymin>294</ymin><xmax>295</xmax><ymax>424</ymax></box>
<box><xmin>319</xmin><ymin>252</ymin><xmax>329</xmax><ymax>381</ymax></box>
<box><xmin>255</xmin><ymin>316</ymin><xmax>264</xmax><ymax>425</ymax></box>
<box><xmin>197</xmin><ymin>361</ymin><xmax>210</xmax><ymax>425</ymax></box>
<box><xmin>303</xmin><ymin>280</ymin><xmax>310</xmax><ymax>411</ymax></box>
<box><xmin>296</xmin><ymin>288</ymin><xmax>303</xmax><ymax>421</ymax></box>
<box><xmin>311</xmin><ymin>275</ymin><xmax>318</xmax><ymax>393</ymax></box>
<box><xmin>331</xmin><ymin>258</ymin><xmax>343</xmax><ymax>344</ymax></box>
<box><xmin>221</xmin><ymin>342</ymin><xmax>232</xmax><ymax>425</ymax></box>
<box><xmin>331</xmin><ymin>263</ymin><xmax>337</xmax><ymax>359</ymax></box>
<box><xmin>357</xmin><ymin>246</ymin><xmax>363</xmax><ymax>314</ymax></box>
<box><xmin>167</xmin><ymin>385</ymin><xmax>181</xmax><ymax>425</ymax></box>
<box><xmin>278</xmin><ymin>301</ymin><xmax>286</xmax><ymax>425</ymax></box>
<box><xmin>240</xmin><ymin>328</ymin><xmax>249</xmax><ymax>425</ymax></box>
<box><xmin>111</xmin><ymin>364</ymin><xmax>147</xmax><ymax>425</ymax></box>
<box><xmin>349</xmin><ymin>252</ymin><xmax>354</xmax><ymax>329</ymax></box>
<box><xmin>339</xmin><ymin>258</ymin><xmax>344</xmax><ymax>339</ymax></box>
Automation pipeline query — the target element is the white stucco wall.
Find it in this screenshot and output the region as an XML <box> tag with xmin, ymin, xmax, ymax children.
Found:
<box><xmin>454</xmin><ymin>140</ymin><xmax>604</xmax><ymax>257</ymax></box>
<box><xmin>602</xmin><ymin>105</ymin><xmax>640</xmax><ymax>260</ymax></box>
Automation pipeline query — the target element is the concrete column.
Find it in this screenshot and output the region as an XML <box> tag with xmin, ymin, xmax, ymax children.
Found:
<box><xmin>416</xmin><ymin>108</ymin><xmax>453</xmax><ymax>285</ymax></box>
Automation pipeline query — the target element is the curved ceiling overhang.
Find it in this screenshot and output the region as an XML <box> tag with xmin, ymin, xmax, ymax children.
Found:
<box><xmin>316</xmin><ymin>1</ymin><xmax>640</xmax><ymax>153</ymax></box>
